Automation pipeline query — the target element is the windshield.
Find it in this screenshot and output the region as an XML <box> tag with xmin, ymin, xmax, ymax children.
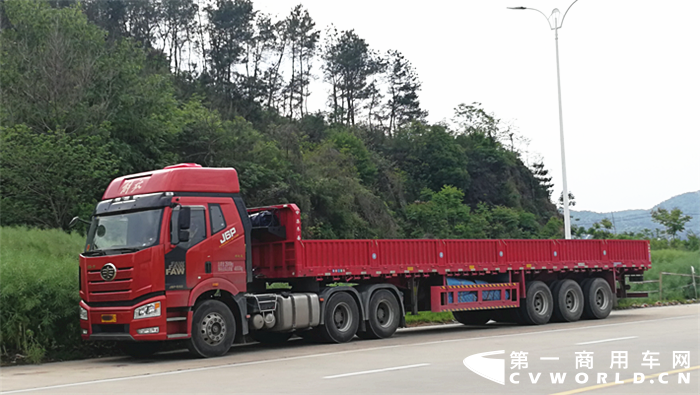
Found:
<box><xmin>86</xmin><ymin>209</ymin><xmax>163</xmax><ymax>252</ymax></box>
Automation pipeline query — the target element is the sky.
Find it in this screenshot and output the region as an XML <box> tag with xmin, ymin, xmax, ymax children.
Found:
<box><xmin>256</xmin><ymin>0</ymin><xmax>700</xmax><ymax>213</ymax></box>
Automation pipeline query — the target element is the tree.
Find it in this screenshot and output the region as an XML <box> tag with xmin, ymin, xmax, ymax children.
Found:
<box><xmin>205</xmin><ymin>0</ymin><xmax>254</xmax><ymax>85</ymax></box>
<box><xmin>283</xmin><ymin>5</ymin><xmax>319</xmax><ymax>119</ymax></box>
<box><xmin>161</xmin><ymin>0</ymin><xmax>198</xmax><ymax>71</ymax></box>
<box><xmin>322</xmin><ymin>28</ymin><xmax>383</xmax><ymax>125</ymax></box>
<box><xmin>0</xmin><ymin>125</ymin><xmax>119</xmax><ymax>229</ymax></box>
<box><xmin>651</xmin><ymin>207</ymin><xmax>692</xmax><ymax>240</ymax></box>
<box><xmin>383</xmin><ymin>50</ymin><xmax>426</xmax><ymax>135</ymax></box>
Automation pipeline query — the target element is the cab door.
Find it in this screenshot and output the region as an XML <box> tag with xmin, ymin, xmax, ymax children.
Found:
<box><xmin>165</xmin><ymin>204</ymin><xmax>208</xmax><ymax>290</ymax></box>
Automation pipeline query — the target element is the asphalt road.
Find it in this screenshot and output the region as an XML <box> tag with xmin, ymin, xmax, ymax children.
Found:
<box><xmin>2</xmin><ymin>304</ymin><xmax>698</xmax><ymax>395</ymax></box>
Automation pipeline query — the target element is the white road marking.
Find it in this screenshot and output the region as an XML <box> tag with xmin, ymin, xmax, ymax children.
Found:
<box><xmin>323</xmin><ymin>363</ymin><xmax>430</xmax><ymax>379</ymax></box>
<box><xmin>575</xmin><ymin>336</ymin><xmax>638</xmax><ymax>345</ymax></box>
<box><xmin>540</xmin><ymin>357</ymin><xmax>560</xmax><ymax>360</ymax></box>
<box><xmin>0</xmin><ymin>314</ymin><xmax>694</xmax><ymax>395</ymax></box>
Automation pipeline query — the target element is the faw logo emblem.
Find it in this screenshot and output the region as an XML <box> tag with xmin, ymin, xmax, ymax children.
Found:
<box><xmin>219</xmin><ymin>227</ymin><xmax>238</xmax><ymax>247</ymax></box>
<box><xmin>165</xmin><ymin>261</ymin><xmax>185</xmax><ymax>276</ymax></box>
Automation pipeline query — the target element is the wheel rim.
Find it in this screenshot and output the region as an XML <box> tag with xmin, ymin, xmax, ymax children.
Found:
<box><xmin>376</xmin><ymin>300</ymin><xmax>394</xmax><ymax>328</ymax></box>
<box><xmin>333</xmin><ymin>302</ymin><xmax>353</xmax><ymax>332</ymax></box>
<box><xmin>200</xmin><ymin>312</ymin><xmax>226</xmax><ymax>346</ymax></box>
<box><xmin>595</xmin><ymin>288</ymin><xmax>608</xmax><ymax>310</ymax></box>
<box><xmin>533</xmin><ymin>291</ymin><xmax>548</xmax><ymax>315</ymax></box>
<box><xmin>565</xmin><ymin>290</ymin><xmax>579</xmax><ymax>312</ymax></box>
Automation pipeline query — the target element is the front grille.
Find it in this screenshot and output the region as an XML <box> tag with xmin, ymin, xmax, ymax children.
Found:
<box><xmin>87</xmin><ymin>267</ymin><xmax>134</xmax><ymax>296</ymax></box>
<box><xmin>92</xmin><ymin>324</ymin><xmax>129</xmax><ymax>334</ymax></box>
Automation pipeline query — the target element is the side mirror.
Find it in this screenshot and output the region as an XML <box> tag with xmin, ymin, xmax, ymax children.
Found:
<box><xmin>171</xmin><ymin>206</ymin><xmax>191</xmax><ymax>245</ymax></box>
<box><xmin>178</xmin><ymin>230</ymin><xmax>190</xmax><ymax>243</ymax></box>
<box><xmin>179</xmin><ymin>206</ymin><xmax>191</xmax><ymax>230</ymax></box>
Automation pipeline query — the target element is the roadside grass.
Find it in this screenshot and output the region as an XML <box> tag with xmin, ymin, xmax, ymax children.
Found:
<box><xmin>621</xmin><ymin>249</ymin><xmax>700</xmax><ymax>306</ymax></box>
<box><xmin>0</xmin><ymin>227</ymin><xmax>98</xmax><ymax>364</ymax></box>
<box><xmin>405</xmin><ymin>311</ymin><xmax>454</xmax><ymax>326</ymax></box>
<box><xmin>616</xmin><ymin>249</ymin><xmax>699</xmax><ymax>308</ymax></box>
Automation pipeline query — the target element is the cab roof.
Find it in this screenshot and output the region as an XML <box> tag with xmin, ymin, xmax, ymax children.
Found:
<box><xmin>102</xmin><ymin>164</ymin><xmax>240</xmax><ymax>199</ymax></box>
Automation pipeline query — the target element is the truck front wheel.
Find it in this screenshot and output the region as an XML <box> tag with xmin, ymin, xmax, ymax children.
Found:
<box><xmin>319</xmin><ymin>292</ymin><xmax>359</xmax><ymax>343</ymax></box>
<box><xmin>187</xmin><ymin>300</ymin><xmax>236</xmax><ymax>358</ymax></box>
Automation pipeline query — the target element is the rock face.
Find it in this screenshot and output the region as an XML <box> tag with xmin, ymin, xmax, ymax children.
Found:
<box><xmin>571</xmin><ymin>191</ymin><xmax>700</xmax><ymax>239</ymax></box>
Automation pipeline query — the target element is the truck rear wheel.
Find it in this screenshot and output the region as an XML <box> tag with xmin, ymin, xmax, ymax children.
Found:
<box><xmin>519</xmin><ymin>281</ymin><xmax>553</xmax><ymax>325</ymax></box>
<box><xmin>357</xmin><ymin>290</ymin><xmax>400</xmax><ymax>339</ymax></box>
<box><xmin>552</xmin><ymin>280</ymin><xmax>584</xmax><ymax>322</ymax></box>
<box><xmin>582</xmin><ymin>278</ymin><xmax>613</xmax><ymax>319</ymax></box>
<box><xmin>319</xmin><ymin>292</ymin><xmax>359</xmax><ymax>343</ymax></box>
<box><xmin>187</xmin><ymin>300</ymin><xmax>235</xmax><ymax>358</ymax></box>
<box><xmin>453</xmin><ymin>310</ymin><xmax>491</xmax><ymax>325</ymax></box>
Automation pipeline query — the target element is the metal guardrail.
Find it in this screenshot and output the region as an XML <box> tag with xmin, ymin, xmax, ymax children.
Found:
<box><xmin>628</xmin><ymin>269</ymin><xmax>700</xmax><ymax>300</ymax></box>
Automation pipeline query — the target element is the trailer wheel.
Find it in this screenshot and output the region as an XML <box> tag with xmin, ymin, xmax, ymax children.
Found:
<box><xmin>122</xmin><ymin>341</ymin><xmax>160</xmax><ymax>358</ymax></box>
<box><xmin>187</xmin><ymin>300</ymin><xmax>235</xmax><ymax>358</ymax></box>
<box><xmin>319</xmin><ymin>292</ymin><xmax>359</xmax><ymax>343</ymax></box>
<box><xmin>552</xmin><ymin>280</ymin><xmax>584</xmax><ymax>322</ymax></box>
<box><xmin>582</xmin><ymin>278</ymin><xmax>613</xmax><ymax>319</ymax></box>
<box><xmin>519</xmin><ymin>281</ymin><xmax>553</xmax><ymax>325</ymax></box>
<box><xmin>453</xmin><ymin>311</ymin><xmax>491</xmax><ymax>325</ymax></box>
<box><xmin>357</xmin><ymin>290</ymin><xmax>400</xmax><ymax>339</ymax></box>
<box><xmin>252</xmin><ymin>331</ymin><xmax>293</xmax><ymax>344</ymax></box>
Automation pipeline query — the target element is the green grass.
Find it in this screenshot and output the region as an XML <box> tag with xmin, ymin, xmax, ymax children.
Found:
<box><xmin>622</xmin><ymin>249</ymin><xmax>700</xmax><ymax>305</ymax></box>
<box><xmin>0</xmin><ymin>227</ymin><xmax>89</xmax><ymax>363</ymax></box>
<box><xmin>405</xmin><ymin>311</ymin><xmax>454</xmax><ymax>325</ymax></box>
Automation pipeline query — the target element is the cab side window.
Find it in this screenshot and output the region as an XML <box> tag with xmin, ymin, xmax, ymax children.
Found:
<box><xmin>209</xmin><ymin>204</ymin><xmax>227</xmax><ymax>234</ymax></box>
<box><xmin>182</xmin><ymin>207</ymin><xmax>206</xmax><ymax>249</ymax></box>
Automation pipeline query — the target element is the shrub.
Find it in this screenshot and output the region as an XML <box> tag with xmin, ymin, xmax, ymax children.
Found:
<box><xmin>0</xmin><ymin>227</ymin><xmax>86</xmax><ymax>362</ymax></box>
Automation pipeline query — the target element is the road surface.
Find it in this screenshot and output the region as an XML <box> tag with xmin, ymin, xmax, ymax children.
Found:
<box><xmin>1</xmin><ymin>304</ymin><xmax>698</xmax><ymax>395</ymax></box>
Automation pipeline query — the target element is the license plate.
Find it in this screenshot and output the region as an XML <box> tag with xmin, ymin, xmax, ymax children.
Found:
<box><xmin>101</xmin><ymin>314</ymin><xmax>117</xmax><ymax>323</ymax></box>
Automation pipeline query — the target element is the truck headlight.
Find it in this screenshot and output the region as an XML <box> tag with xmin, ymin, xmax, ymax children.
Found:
<box><xmin>80</xmin><ymin>305</ymin><xmax>88</xmax><ymax>321</ymax></box>
<box><xmin>134</xmin><ymin>302</ymin><xmax>161</xmax><ymax>319</ymax></box>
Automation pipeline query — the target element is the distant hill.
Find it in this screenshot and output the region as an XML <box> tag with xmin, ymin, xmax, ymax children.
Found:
<box><xmin>571</xmin><ymin>191</ymin><xmax>700</xmax><ymax>239</ymax></box>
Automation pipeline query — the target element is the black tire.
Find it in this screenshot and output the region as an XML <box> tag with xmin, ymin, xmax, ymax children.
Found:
<box><xmin>453</xmin><ymin>310</ymin><xmax>491</xmax><ymax>325</ymax></box>
<box><xmin>552</xmin><ymin>280</ymin><xmax>584</xmax><ymax>322</ymax></box>
<box><xmin>252</xmin><ymin>331</ymin><xmax>293</xmax><ymax>344</ymax></box>
<box><xmin>187</xmin><ymin>300</ymin><xmax>236</xmax><ymax>358</ymax></box>
<box><xmin>519</xmin><ymin>281</ymin><xmax>554</xmax><ymax>325</ymax></box>
<box><xmin>122</xmin><ymin>341</ymin><xmax>161</xmax><ymax>358</ymax></box>
<box><xmin>357</xmin><ymin>290</ymin><xmax>400</xmax><ymax>339</ymax></box>
<box><xmin>318</xmin><ymin>292</ymin><xmax>359</xmax><ymax>343</ymax></box>
<box><xmin>582</xmin><ymin>278</ymin><xmax>613</xmax><ymax>319</ymax></box>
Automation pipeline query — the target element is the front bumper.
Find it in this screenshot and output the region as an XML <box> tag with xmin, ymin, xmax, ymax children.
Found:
<box><xmin>80</xmin><ymin>295</ymin><xmax>169</xmax><ymax>342</ymax></box>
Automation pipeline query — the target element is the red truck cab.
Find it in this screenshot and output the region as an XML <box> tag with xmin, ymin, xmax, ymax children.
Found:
<box><xmin>79</xmin><ymin>164</ymin><xmax>252</xmax><ymax>350</ymax></box>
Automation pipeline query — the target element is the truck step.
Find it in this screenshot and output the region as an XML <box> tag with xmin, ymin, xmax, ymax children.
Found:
<box><xmin>167</xmin><ymin>317</ymin><xmax>187</xmax><ymax>322</ymax></box>
<box><xmin>167</xmin><ymin>333</ymin><xmax>188</xmax><ymax>339</ymax></box>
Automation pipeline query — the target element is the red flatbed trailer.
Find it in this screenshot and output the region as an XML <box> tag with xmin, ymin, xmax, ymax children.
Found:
<box><xmin>78</xmin><ymin>165</ymin><xmax>650</xmax><ymax>358</ymax></box>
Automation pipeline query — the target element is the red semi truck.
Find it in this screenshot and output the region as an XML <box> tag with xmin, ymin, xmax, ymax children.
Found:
<box><xmin>78</xmin><ymin>164</ymin><xmax>650</xmax><ymax>357</ymax></box>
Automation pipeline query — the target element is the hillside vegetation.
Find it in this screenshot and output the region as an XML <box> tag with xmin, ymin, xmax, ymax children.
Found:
<box><xmin>0</xmin><ymin>0</ymin><xmax>561</xmax><ymax>240</ymax></box>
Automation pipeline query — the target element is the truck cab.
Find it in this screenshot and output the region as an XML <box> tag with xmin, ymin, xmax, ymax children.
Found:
<box><xmin>79</xmin><ymin>164</ymin><xmax>254</xmax><ymax>355</ymax></box>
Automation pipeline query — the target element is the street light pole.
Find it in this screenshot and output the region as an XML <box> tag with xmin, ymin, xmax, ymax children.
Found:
<box><xmin>509</xmin><ymin>1</ymin><xmax>578</xmax><ymax>239</ymax></box>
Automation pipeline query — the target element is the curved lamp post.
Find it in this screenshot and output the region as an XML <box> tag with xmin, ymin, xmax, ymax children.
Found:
<box><xmin>509</xmin><ymin>0</ymin><xmax>578</xmax><ymax>239</ymax></box>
